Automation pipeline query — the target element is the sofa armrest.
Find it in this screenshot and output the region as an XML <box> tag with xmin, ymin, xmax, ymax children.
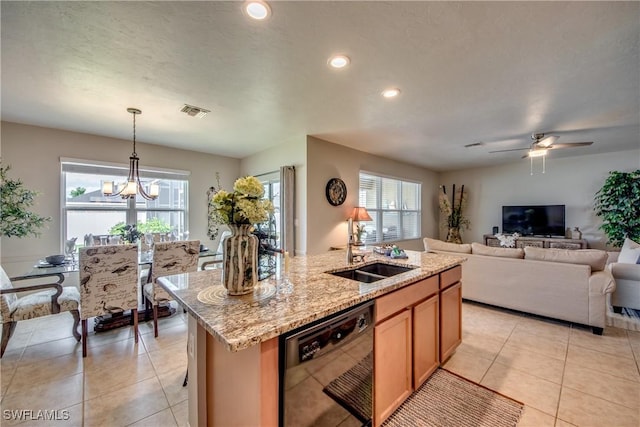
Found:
<box><xmin>608</xmin><ymin>262</ymin><xmax>640</xmax><ymax>281</ymax></box>
<box><xmin>589</xmin><ymin>270</ymin><xmax>616</xmax><ymax>295</ymax></box>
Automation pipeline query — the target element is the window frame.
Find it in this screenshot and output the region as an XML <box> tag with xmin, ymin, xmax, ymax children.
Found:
<box><xmin>60</xmin><ymin>158</ymin><xmax>190</xmax><ymax>248</ymax></box>
<box><xmin>358</xmin><ymin>171</ymin><xmax>422</xmax><ymax>244</ymax></box>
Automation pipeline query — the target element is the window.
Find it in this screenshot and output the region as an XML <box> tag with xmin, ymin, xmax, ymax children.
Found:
<box><xmin>359</xmin><ymin>172</ymin><xmax>421</xmax><ymax>244</ymax></box>
<box><xmin>61</xmin><ymin>159</ymin><xmax>189</xmax><ymax>245</ymax></box>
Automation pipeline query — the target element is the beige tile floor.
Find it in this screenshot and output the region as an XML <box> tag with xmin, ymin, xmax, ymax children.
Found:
<box><xmin>1</xmin><ymin>301</ymin><xmax>639</xmax><ymax>426</ymax></box>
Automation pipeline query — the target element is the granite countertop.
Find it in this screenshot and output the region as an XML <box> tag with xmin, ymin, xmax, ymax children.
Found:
<box><xmin>158</xmin><ymin>249</ymin><xmax>465</xmax><ymax>352</ymax></box>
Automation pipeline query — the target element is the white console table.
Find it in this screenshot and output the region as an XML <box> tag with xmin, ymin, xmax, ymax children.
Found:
<box><xmin>483</xmin><ymin>234</ymin><xmax>588</xmax><ymax>250</ymax></box>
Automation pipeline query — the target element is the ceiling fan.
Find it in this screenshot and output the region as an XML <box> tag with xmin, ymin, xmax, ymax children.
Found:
<box><xmin>489</xmin><ymin>133</ymin><xmax>594</xmax><ymax>158</ymax></box>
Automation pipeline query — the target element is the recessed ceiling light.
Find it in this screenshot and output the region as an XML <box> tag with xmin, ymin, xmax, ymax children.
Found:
<box><xmin>244</xmin><ymin>1</ymin><xmax>271</xmax><ymax>20</ymax></box>
<box><xmin>328</xmin><ymin>55</ymin><xmax>350</xmax><ymax>69</ymax></box>
<box><xmin>382</xmin><ymin>88</ymin><xmax>401</xmax><ymax>98</ymax></box>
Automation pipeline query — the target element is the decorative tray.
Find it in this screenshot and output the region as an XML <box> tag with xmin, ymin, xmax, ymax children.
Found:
<box><xmin>373</xmin><ymin>246</ymin><xmax>408</xmax><ymax>259</ymax></box>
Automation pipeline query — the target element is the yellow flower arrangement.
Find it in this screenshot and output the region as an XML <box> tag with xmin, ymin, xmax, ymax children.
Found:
<box><xmin>209</xmin><ymin>175</ymin><xmax>274</xmax><ymax>229</ymax></box>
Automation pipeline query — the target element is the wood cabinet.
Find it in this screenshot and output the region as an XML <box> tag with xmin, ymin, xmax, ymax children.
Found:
<box><xmin>440</xmin><ymin>282</ymin><xmax>461</xmax><ymax>362</ymax></box>
<box><xmin>413</xmin><ymin>294</ymin><xmax>439</xmax><ymax>387</ymax></box>
<box><xmin>483</xmin><ymin>234</ymin><xmax>587</xmax><ymax>249</ymax></box>
<box><xmin>374</xmin><ymin>309</ymin><xmax>413</xmax><ymax>426</ymax></box>
<box><xmin>373</xmin><ymin>266</ymin><xmax>463</xmax><ymax>426</ymax></box>
<box><xmin>439</xmin><ymin>265</ymin><xmax>462</xmax><ymax>362</ymax></box>
<box><xmin>373</xmin><ymin>276</ymin><xmax>439</xmax><ymax>426</ymax></box>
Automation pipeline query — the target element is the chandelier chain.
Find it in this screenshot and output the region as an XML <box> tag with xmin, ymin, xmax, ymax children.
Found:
<box><xmin>132</xmin><ymin>111</ymin><xmax>137</xmax><ymax>156</ymax></box>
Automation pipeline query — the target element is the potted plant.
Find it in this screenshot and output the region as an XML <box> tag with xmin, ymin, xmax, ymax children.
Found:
<box><xmin>594</xmin><ymin>169</ymin><xmax>640</xmax><ymax>247</ymax></box>
<box><xmin>0</xmin><ymin>163</ymin><xmax>51</xmax><ymax>238</ymax></box>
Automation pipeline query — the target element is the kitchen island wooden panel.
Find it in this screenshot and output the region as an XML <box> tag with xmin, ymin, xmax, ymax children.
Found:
<box><xmin>159</xmin><ymin>250</ymin><xmax>466</xmax><ymax>426</ymax></box>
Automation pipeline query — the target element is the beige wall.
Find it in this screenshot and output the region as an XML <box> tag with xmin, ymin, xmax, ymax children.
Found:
<box><xmin>306</xmin><ymin>136</ymin><xmax>440</xmax><ymax>255</ymax></box>
<box><xmin>0</xmin><ymin>121</ymin><xmax>240</xmax><ymax>276</ymax></box>
<box><xmin>439</xmin><ymin>149</ymin><xmax>640</xmax><ymax>249</ymax></box>
<box><xmin>3</xmin><ymin>119</ymin><xmax>635</xmax><ymax>274</ymax></box>
<box><xmin>240</xmin><ymin>139</ymin><xmax>307</xmax><ymax>255</ymax></box>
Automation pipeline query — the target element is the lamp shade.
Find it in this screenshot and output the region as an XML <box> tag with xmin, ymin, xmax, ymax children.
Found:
<box><xmin>351</xmin><ymin>207</ymin><xmax>372</xmax><ymax>222</ymax></box>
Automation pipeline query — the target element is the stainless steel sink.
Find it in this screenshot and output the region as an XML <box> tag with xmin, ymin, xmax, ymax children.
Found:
<box><xmin>328</xmin><ymin>262</ymin><xmax>415</xmax><ymax>283</ymax></box>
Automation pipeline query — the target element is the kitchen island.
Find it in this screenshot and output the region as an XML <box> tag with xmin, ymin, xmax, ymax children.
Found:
<box><xmin>158</xmin><ymin>249</ymin><xmax>465</xmax><ymax>427</ymax></box>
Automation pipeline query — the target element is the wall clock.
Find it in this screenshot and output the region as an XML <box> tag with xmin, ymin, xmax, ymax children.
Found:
<box><xmin>326</xmin><ymin>178</ymin><xmax>347</xmax><ymax>206</ymax></box>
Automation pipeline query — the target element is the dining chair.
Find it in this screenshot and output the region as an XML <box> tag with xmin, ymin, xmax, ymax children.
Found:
<box><xmin>1</xmin><ymin>267</ymin><xmax>80</xmax><ymax>357</ymax></box>
<box><xmin>79</xmin><ymin>244</ymin><xmax>139</xmax><ymax>357</ymax></box>
<box><xmin>143</xmin><ymin>240</ymin><xmax>200</xmax><ymax>337</ymax></box>
<box><xmin>200</xmin><ymin>230</ymin><xmax>230</xmax><ymax>270</ymax></box>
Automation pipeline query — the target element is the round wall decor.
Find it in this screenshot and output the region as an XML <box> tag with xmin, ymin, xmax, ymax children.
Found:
<box><xmin>325</xmin><ymin>178</ymin><xmax>347</xmax><ymax>206</ymax></box>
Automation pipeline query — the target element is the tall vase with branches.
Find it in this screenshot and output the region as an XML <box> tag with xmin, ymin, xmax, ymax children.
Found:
<box><xmin>439</xmin><ymin>184</ymin><xmax>470</xmax><ymax>244</ymax></box>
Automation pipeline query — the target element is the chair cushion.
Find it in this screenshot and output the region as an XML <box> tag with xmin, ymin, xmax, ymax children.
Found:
<box><xmin>423</xmin><ymin>237</ymin><xmax>472</xmax><ymax>254</ymax></box>
<box><xmin>10</xmin><ymin>286</ymin><xmax>80</xmax><ymax>321</ymax></box>
<box><xmin>143</xmin><ymin>282</ymin><xmax>170</xmax><ymax>304</ymax></box>
<box><xmin>524</xmin><ymin>247</ymin><xmax>608</xmax><ymax>272</ymax></box>
<box><xmin>1</xmin><ymin>267</ymin><xmax>17</xmax><ymax>323</ymax></box>
<box><xmin>471</xmin><ymin>242</ymin><xmax>524</xmax><ymax>259</ymax></box>
<box><xmin>618</xmin><ymin>237</ymin><xmax>640</xmax><ymax>264</ymax></box>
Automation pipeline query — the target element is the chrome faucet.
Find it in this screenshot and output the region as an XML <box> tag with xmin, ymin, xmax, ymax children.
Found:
<box><xmin>346</xmin><ymin>218</ymin><xmax>354</xmax><ymax>264</ymax></box>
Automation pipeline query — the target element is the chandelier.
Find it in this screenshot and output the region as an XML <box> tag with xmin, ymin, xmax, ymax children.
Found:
<box><xmin>102</xmin><ymin>108</ymin><xmax>159</xmax><ymax>200</ymax></box>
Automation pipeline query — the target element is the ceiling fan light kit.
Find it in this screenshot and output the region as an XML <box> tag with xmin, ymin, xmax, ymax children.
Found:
<box><xmin>528</xmin><ymin>149</ymin><xmax>548</xmax><ymax>158</ymax></box>
<box><xmin>487</xmin><ymin>132</ymin><xmax>595</xmax><ymax>174</ymax></box>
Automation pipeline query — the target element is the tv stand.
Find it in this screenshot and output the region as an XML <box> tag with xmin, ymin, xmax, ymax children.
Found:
<box><xmin>484</xmin><ymin>234</ymin><xmax>588</xmax><ymax>250</ymax></box>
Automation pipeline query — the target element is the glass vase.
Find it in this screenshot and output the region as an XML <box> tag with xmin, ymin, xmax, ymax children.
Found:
<box><xmin>223</xmin><ymin>224</ymin><xmax>259</xmax><ymax>295</ymax></box>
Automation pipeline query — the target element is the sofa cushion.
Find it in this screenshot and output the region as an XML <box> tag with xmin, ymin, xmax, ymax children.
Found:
<box><xmin>423</xmin><ymin>237</ymin><xmax>471</xmax><ymax>254</ymax></box>
<box><xmin>618</xmin><ymin>237</ymin><xmax>640</xmax><ymax>264</ymax></box>
<box><xmin>471</xmin><ymin>242</ymin><xmax>524</xmax><ymax>259</ymax></box>
<box><xmin>524</xmin><ymin>247</ymin><xmax>608</xmax><ymax>271</ymax></box>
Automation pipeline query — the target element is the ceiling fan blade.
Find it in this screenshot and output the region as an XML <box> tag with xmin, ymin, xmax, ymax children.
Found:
<box><xmin>537</xmin><ymin>135</ymin><xmax>559</xmax><ymax>147</ymax></box>
<box><xmin>548</xmin><ymin>142</ymin><xmax>594</xmax><ymax>149</ymax></box>
<box><xmin>489</xmin><ymin>147</ymin><xmax>530</xmax><ymax>153</ymax></box>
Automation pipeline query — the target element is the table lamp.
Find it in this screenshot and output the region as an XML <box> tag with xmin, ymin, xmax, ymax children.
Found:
<box><xmin>351</xmin><ymin>207</ymin><xmax>372</xmax><ymax>246</ymax></box>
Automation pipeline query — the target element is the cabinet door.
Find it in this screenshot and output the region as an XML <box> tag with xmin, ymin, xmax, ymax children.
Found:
<box><xmin>413</xmin><ymin>294</ymin><xmax>439</xmax><ymax>388</ymax></box>
<box><xmin>374</xmin><ymin>309</ymin><xmax>412</xmax><ymax>426</ymax></box>
<box><xmin>440</xmin><ymin>282</ymin><xmax>462</xmax><ymax>362</ymax></box>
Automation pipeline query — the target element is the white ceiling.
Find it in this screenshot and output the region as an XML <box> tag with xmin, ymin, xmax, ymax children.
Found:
<box><xmin>1</xmin><ymin>1</ymin><xmax>639</xmax><ymax>171</ymax></box>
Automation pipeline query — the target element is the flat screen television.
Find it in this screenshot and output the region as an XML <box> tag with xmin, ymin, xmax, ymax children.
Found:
<box><xmin>502</xmin><ymin>205</ymin><xmax>565</xmax><ymax>237</ymax></box>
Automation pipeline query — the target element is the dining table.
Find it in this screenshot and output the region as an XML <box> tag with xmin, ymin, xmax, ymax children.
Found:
<box><xmin>23</xmin><ymin>249</ymin><xmax>222</xmax><ymax>332</ymax></box>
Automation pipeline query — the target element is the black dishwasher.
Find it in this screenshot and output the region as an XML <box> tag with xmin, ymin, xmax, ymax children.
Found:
<box><xmin>279</xmin><ymin>300</ymin><xmax>374</xmax><ymax>427</ymax></box>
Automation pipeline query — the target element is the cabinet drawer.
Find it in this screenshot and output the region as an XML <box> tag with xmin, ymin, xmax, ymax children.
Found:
<box><xmin>548</xmin><ymin>242</ymin><xmax>583</xmax><ymax>250</ymax></box>
<box><xmin>440</xmin><ymin>265</ymin><xmax>461</xmax><ymax>290</ymax></box>
<box><xmin>485</xmin><ymin>238</ymin><xmax>501</xmax><ymax>247</ymax></box>
<box><xmin>376</xmin><ymin>276</ymin><xmax>439</xmax><ymax>323</ymax></box>
<box><xmin>516</xmin><ymin>240</ymin><xmax>544</xmax><ymax>248</ymax></box>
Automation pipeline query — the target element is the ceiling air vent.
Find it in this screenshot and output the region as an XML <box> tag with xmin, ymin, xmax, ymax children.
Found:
<box><xmin>180</xmin><ymin>104</ymin><xmax>210</xmax><ymax>118</ymax></box>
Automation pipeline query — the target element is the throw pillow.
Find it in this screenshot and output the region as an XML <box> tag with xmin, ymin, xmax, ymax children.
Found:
<box><xmin>524</xmin><ymin>247</ymin><xmax>608</xmax><ymax>271</ymax></box>
<box><xmin>423</xmin><ymin>237</ymin><xmax>472</xmax><ymax>254</ymax></box>
<box><xmin>471</xmin><ymin>242</ymin><xmax>524</xmax><ymax>259</ymax></box>
<box><xmin>618</xmin><ymin>237</ymin><xmax>640</xmax><ymax>264</ymax></box>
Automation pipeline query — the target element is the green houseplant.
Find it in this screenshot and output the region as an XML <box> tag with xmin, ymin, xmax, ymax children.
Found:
<box><xmin>0</xmin><ymin>163</ymin><xmax>51</xmax><ymax>238</ymax></box>
<box><xmin>594</xmin><ymin>169</ymin><xmax>640</xmax><ymax>247</ymax></box>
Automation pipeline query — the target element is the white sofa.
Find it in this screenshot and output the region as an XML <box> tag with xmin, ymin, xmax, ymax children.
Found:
<box><xmin>423</xmin><ymin>238</ymin><xmax>616</xmax><ymax>334</ymax></box>
<box><xmin>608</xmin><ymin>251</ymin><xmax>640</xmax><ymax>311</ymax></box>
